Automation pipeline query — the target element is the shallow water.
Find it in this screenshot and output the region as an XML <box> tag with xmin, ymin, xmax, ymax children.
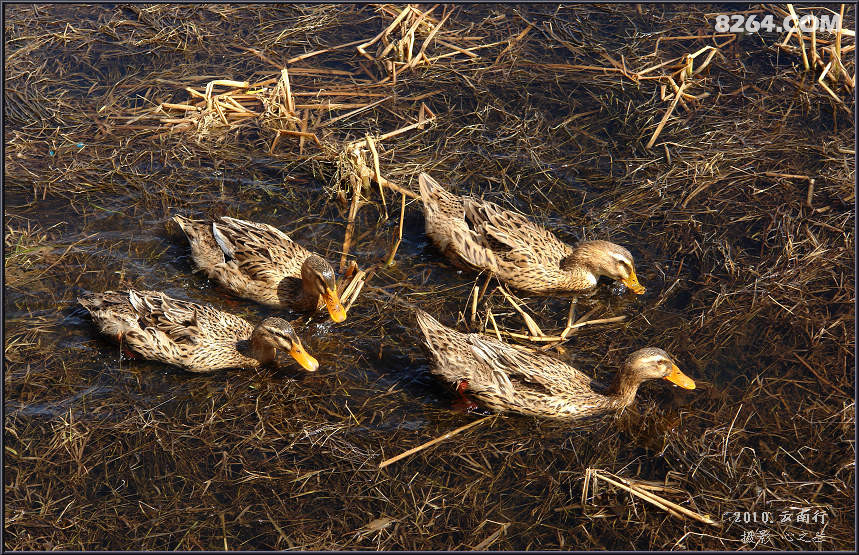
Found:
<box><xmin>5</xmin><ymin>3</ymin><xmax>854</xmax><ymax>551</ymax></box>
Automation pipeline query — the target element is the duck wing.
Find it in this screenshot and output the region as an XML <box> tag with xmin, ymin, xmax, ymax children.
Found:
<box><xmin>211</xmin><ymin>217</ymin><xmax>309</xmax><ymax>285</ymax></box>
<box><xmin>465</xmin><ymin>333</ymin><xmax>590</xmax><ymax>401</ymax></box>
<box><xmin>417</xmin><ymin>174</ymin><xmax>498</xmax><ymax>269</ymax></box>
<box><xmin>462</xmin><ymin>197</ymin><xmax>571</xmax><ymax>268</ymax></box>
<box><xmin>127</xmin><ymin>290</ymin><xmax>204</xmax><ymax>346</ymax></box>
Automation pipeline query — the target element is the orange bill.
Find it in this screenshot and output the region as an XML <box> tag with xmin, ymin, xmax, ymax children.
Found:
<box><xmin>622</xmin><ymin>269</ymin><xmax>646</xmax><ymax>295</ymax></box>
<box><xmin>324</xmin><ymin>287</ymin><xmax>347</xmax><ymax>323</ymax></box>
<box><xmin>664</xmin><ymin>363</ymin><xmax>695</xmax><ymax>389</ymax></box>
<box><xmin>289</xmin><ymin>343</ymin><xmax>319</xmax><ymax>372</ymax></box>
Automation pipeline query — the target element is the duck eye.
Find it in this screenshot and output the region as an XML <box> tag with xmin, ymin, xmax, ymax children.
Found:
<box><xmin>317</xmin><ymin>276</ymin><xmax>329</xmax><ymax>293</ymax></box>
<box><xmin>276</xmin><ymin>330</ymin><xmax>293</xmax><ymax>346</ymax></box>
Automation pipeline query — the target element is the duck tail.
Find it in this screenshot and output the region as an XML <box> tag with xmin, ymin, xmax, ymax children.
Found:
<box><xmin>171</xmin><ymin>213</ymin><xmax>202</xmax><ymax>236</ymax></box>
<box><xmin>414</xmin><ymin>308</ymin><xmax>442</xmax><ymax>336</ymax></box>
<box><xmin>77</xmin><ymin>291</ymin><xmax>105</xmax><ymax>311</ymax></box>
<box><xmin>78</xmin><ymin>289</ymin><xmax>133</xmax><ymax>311</ymax></box>
<box><xmin>172</xmin><ymin>214</ymin><xmax>225</xmax><ymax>269</ymax></box>
<box><xmin>414</xmin><ymin>308</ymin><xmax>464</xmax><ymax>351</ymax></box>
<box><xmin>77</xmin><ymin>290</ymin><xmax>138</xmax><ymax>338</ymax></box>
<box><xmin>418</xmin><ymin>172</ymin><xmax>458</xmax><ymax>208</ymax></box>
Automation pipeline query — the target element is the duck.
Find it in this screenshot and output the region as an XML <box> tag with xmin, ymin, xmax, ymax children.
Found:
<box><xmin>415</xmin><ymin>309</ymin><xmax>694</xmax><ymax>419</ymax></box>
<box><xmin>173</xmin><ymin>215</ymin><xmax>347</xmax><ymax>323</ymax></box>
<box><xmin>78</xmin><ymin>289</ymin><xmax>319</xmax><ymax>372</ymax></box>
<box><xmin>418</xmin><ymin>172</ymin><xmax>645</xmax><ymax>296</ymax></box>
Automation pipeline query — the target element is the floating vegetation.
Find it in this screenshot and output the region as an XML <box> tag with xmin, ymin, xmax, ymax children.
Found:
<box><xmin>4</xmin><ymin>3</ymin><xmax>854</xmax><ymax>550</ymax></box>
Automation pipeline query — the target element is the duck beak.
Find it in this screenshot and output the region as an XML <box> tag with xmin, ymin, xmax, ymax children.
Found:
<box><xmin>323</xmin><ymin>287</ymin><xmax>347</xmax><ymax>323</ymax></box>
<box><xmin>289</xmin><ymin>342</ymin><xmax>319</xmax><ymax>372</ymax></box>
<box><xmin>622</xmin><ymin>269</ymin><xmax>646</xmax><ymax>295</ymax></box>
<box><xmin>664</xmin><ymin>363</ymin><xmax>695</xmax><ymax>389</ymax></box>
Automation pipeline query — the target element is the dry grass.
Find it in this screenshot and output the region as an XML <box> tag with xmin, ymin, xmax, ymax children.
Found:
<box><xmin>4</xmin><ymin>3</ymin><xmax>854</xmax><ymax>550</ymax></box>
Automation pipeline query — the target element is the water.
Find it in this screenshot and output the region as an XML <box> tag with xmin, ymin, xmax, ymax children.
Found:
<box><xmin>5</xmin><ymin>3</ymin><xmax>853</xmax><ymax>550</ymax></box>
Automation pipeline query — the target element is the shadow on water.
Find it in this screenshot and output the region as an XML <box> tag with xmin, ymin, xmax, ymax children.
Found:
<box><xmin>4</xmin><ymin>3</ymin><xmax>854</xmax><ymax>551</ymax></box>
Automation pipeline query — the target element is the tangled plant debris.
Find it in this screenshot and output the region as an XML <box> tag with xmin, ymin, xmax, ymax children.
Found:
<box><xmin>4</xmin><ymin>3</ymin><xmax>854</xmax><ymax>550</ymax></box>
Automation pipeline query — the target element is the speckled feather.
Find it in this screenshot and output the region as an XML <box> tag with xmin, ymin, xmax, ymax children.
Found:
<box><xmin>415</xmin><ymin>309</ymin><xmax>616</xmax><ymax>417</ymax></box>
<box><xmin>173</xmin><ymin>215</ymin><xmax>320</xmax><ymax>309</ymax></box>
<box><xmin>418</xmin><ymin>173</ymin><xmax>640</xmax><ymax>295</ymax></box>
<box><xmin>415</xmin><ymin>310</ymin><xmax>686</xmax><ymax>419</ymax></box>
<box><xmin>78</xmin><ymin>290</ymin><xmax>264</xmax><ymax>372</ymax></box>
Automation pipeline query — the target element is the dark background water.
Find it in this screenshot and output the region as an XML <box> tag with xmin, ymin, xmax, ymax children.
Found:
<box><xmin>4</xmin><ymin>3</ymin><xmax>854</xmax><ymax>550</ymax></box>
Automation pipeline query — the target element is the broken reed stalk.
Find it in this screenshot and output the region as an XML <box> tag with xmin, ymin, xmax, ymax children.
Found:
<box><xmin>204</xmin><ymin>80</ymin><xmax>250</xmax><ymax>112</ymax></box>
<box><xmin>298</xmin><ymin>108</ymin><xmax>309</xmax><ymax>153</ymax></box>
<box><xmin>787</xmin><ymin>5</ymin><xmax>810</xmax><ymax>71</ymax></box>
<box><xmin>378</xmin><ymin>416</ymin><xmax>493</xmax><ymax>469</ymax></box>
<box><xmin>379</xmin><ymin>5</ymin><xmax>436</xmax><ymax>60</ymax></box>
<box><xmin>469</xmin><ymin>283</ymin><xmax>479</xmax><ymax>327</ymax></box>
<box><xmin>477</xmin><ymin>273</ymin><xmax>493</xmax><ymax>303</ymax></box>
<box><xmin>353</xmin><ymin>114</ymin><xmax>437</xmax><ymax>147</ymax></box>
<box><xmin>424</xmin><ymin>40</ymin><xmax>507</xmax><ymax>63</ymax></box>
<box><xmin>378</xmin><ymin>175</ymin><xmax>420</xmax><ymax>200</ymax></box>
<box><xmin>490</xmin><ymin>315</ymin><xmax>628</xmax><ymax>343</ymax></box>
<box><xmin>287</xmin><ymin>38</ymin><xmax>368</xmax><ymax>64</ymax></box>
<box><xmin>343</xmin><ymin>272</ymin><xmax>367</xmax><ymax>313</ymax></box>
<box><xmin>337</xmin><ymin>260</ymin><xmax>371</xmax><ymax>314</ymax></box>
<box><xmin>496</xmin><ymin>286</ymin><xmax>544</xmax><ymax>337</ymax></box>
<box><xmin>271</xmin><ymin>130</ymin><xmax>322</xmax><ymax>154</ymax></box>
<box><xmin>409</xmin><ymin>9</ymin><xmax>453</xmax><ymax>70</ymax></box>
<box><xmin>586</xmin><ymin>469</ymin><xmax>719</xmax><ymax>526</ymax></box>
<box><xmin>356</xmin><ymin>4</ymin><xmax>414</xmax><ymax>60</ymax></box>
<box><xmin>565</xmin><ymin>298</ymin><xmax>581</xmax><ymax>325</ymax></box>
<box><xmin>763</xmin><ymin>171</ymin><xmax>813</xmax><ymax>181</ymax></box>
<box><xmin>385</xmin><ymin>193</ymin><xmax>407</xmax><ymax>266</ymax></box>
<box><xmin>817</xmin><ymin>62</ymin><xmax>847</xmax><ymax>107</ymax></box>
<box><xmin>338</xmin><ymin>108</ymin><xmax>434</xmax><ymax>272</ymax></box>
<box><xmin>340</xmin><ymin>177</ymin><xmax>362</xmax><ymax>272</ymax></box>
<box><xmin>486</xmin><ymin>309</ymin><xmax>503</xmax><ymax>341</ymax></box>
<box><xmin>280</xmin><ymin>67</ymin><xmax>295</xmax><ymax>114</ymax></box>
<box><xmin>338</xmin><ymin>260</ymin><xmax>359</xmax><ymax>292</ymax></box>
<box><xmin>364</xmin><ymin>134</ymin><xmax>387</xmax><ymax>219</ymax></box>
<box><xmin>646</xmin><ymin>82</ymin><xmax>687</xmax><ymax>149</ymax></box>
<box><xmin>315</xmin><ymin>96</ymin><xmax>392</xmax><ymax>129</ymax></box>
<box><xmin>557</xmin><ymin>305</ymin><xmax>600</xmax><ymax>342</ymax></box>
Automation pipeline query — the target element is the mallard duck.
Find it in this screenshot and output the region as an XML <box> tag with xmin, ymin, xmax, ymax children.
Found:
<box><xmin>79</xmin><ymin>289</ymin><xmax>319</xmax><ymax>372</ymax></box>
<box><xmin>173</xmin><ymin>215</ymin><xmax>346</xmax><ymax>323</ymax></box>
<box><xmin>415</xmin><ymin>309</ymin><xmax>694</xmax><ymax>418</ymax></box>
<box><xmin>418</xmin><ymin>172</ymin><xmax>645</xmax><ymax>296</ymax></box>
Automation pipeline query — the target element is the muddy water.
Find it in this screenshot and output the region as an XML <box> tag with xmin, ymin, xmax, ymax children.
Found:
<box><xmin>5</xmin><ymin>3</ymin><xmax>853</xmax><ymax>551</ymax></box>
<box><xmin>3</xmin><ymin>108</ymin><xmax>658</xmax><ymax>550</ymax></box>
<box><xmin>6</xmin><ymin>165</ymin><xmax>642</xmax><ymax>416</ymax></box>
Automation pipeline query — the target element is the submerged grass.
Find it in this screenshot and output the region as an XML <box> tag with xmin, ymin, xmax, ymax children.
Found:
<box><xmin>4</xmin><ymin>3</ymin><xmax>854</xmax><ymax>550</ymax></box>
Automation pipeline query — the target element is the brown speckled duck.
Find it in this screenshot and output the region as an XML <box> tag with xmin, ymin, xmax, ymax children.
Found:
<box><xmin>418</xmin><ymin>172</ymin><xmax>645</xmax><ymax>296</ymax></box>
<box><xmin>415</xmin><ymin>309</ymin><xmax>694</xmax><ymax>419</ymax></box>
<box><xmin>173</xmin><ymin>215</ymin><xmax>346</xmax><ymax>323</ymax></box>
<box><xmin>79</xmin><ymin>289</ymin><xmax>318</xmax><ymax>372</ymax></box>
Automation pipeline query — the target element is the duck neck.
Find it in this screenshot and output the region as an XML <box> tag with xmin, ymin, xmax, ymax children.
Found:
<box><xmin>243</xmin><ymin>330</ymin><xmax>276</xmax><ymax>366</ymax></box>
<box><xmin>295</xmin><ymin>281</ymin><xmax>320</xmax><ymax>311</ymax></box>
<box><xmin>605</xmin><ymin>369</ymin><xmax>642</xmax><ymax>409</ymax></box>
<box><xmin>559</xmin><ymin>254</ymin><xmax>599</xmax><ymax>291</ymax></box>
<box><xmin>297</xmin><ymin>260</ymin><xmax>323</xmax><ymax>311</ymax></box>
